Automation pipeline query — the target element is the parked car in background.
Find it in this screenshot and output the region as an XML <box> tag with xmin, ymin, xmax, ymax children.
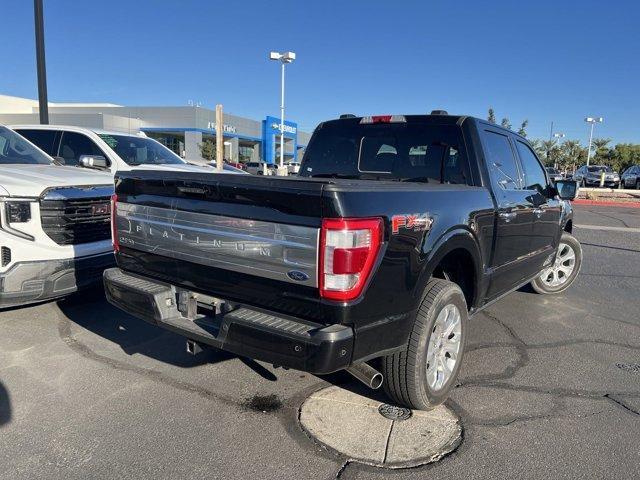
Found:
<box><xmin>0</xmin><ymin>125</ymin><xmax>114</xmax><ymax>308</ymax></box>
<box><xmin>545</xmin><ymin>167</ymin><xmax>563</xmax><ymax>182</ymax></box>
<box><xmin>286</xmin><ymin>161</ymin><xmax>301</xmax><ymax>174</ymax></box>
<box><xmin>104</xmin><ymin>113</ymin><xmax>580</xmax><ymax>411</ymax></box>
<box><xmin>12</xmin><ymin>125</ymin><xmax>226</xmax><ymax>175</ymax></box>
<box><xmin>225</xmin><ymin>161</ymin><xmax>246</xmax><ymax>171</ymax></box>
<box><xmin>245</xmin><ymin>161</ymin><xmax>268</xmax><ymax>175</ymax></box>
<box><xmin>573</xmin><ymin>165</ymin><xmax>620</xmax><ymax>188</ymax></box>
<box><xmin>620</xmin><ymin>165</ymin><xmax>640</xmax><ymax>189</ymax></box>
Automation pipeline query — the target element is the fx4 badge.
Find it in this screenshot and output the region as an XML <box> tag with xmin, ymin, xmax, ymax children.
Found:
<box><xmin>391</xmin><ymin>214</ymin><xmax>433</xmax><ymax>234</ymax></box>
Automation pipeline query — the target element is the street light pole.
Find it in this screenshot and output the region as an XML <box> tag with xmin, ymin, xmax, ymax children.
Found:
<box><xmin>280</xmin><ymin>61</ymin><xmax>285</xmax><ymax>170</ymax></box>
<box><xmin>33</xmin><ymin>0</ymin><xmax>49</xmax><ymax>125</ymax></box>
<box><xmin>552</xmin><ymin>132</ymin><xmax>565</xmax><ymax>170</ymax></box>
<box><xmin>584</xmin><ymin>116</ymin><xmax>603</xmax><ymax>166</ymax></box>
<box><xmin>270</xmin><ymin>51</ymin><xmax>296</xmax><ymax>172</ymax></box>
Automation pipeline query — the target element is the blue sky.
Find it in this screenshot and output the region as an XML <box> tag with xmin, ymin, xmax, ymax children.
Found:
<box><xmin>1</xmin><ymin>0</ymin><xmax>638</xmax><ymax>143</ymax></box>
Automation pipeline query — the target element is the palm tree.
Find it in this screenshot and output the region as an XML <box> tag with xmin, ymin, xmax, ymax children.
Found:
<box><xmin>560</xmin><ymin>140</ymin><xmax>584</xmax><ymax>172</ymax></box>
<box><xmin>591</xmin><ymin>138</ymin><xmax>611</xmax><ymax>165</ymax></box>
<box><xmin>487</xmin><ymin>108</ymin><xmax>496</xmax><ymax>124</ymax></box>
<box><xmin>540</xmin><ymin>140</ymin><xmax>557</xmax><ymax>166</ymax></box>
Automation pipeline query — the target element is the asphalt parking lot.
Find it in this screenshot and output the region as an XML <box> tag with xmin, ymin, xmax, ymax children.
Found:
<box><xmin>0</xmin><ymin>204</ymin><xmax>638</xmax><ymax>480</ymax></box>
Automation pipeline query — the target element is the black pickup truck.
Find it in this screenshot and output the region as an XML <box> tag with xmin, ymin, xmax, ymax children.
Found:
<box><xmin>104</xmin><ymin>113</ymin><xmax>581</xmax><ymax>410</ymax></box>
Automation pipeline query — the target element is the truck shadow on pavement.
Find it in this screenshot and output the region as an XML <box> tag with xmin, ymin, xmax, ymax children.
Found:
<box><xmin>0</xmin><ymin>381</ymin><xmax>11</xmax><ymax>427</ymax></box>
<box><xmin>55</xmin><ymin>286</ymin><xmax>277</xmax><ymax>381</ymax></box>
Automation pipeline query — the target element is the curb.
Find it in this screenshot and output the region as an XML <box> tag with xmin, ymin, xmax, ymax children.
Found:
<box><xmin>573</xmin><ymin>199</ymin><xmax>640</xmax><ymax>208</ymax></box>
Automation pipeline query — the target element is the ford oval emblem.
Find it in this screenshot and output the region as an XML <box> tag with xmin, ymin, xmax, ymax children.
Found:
<box><xmin>287</xmin><ymin>270</ymin><xmax>309</xmax><ymax>282</ymax></box>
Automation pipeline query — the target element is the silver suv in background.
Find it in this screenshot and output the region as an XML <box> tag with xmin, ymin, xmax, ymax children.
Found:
<box><xmin>620</xmin><ymin>165</ymin><xmax>640</xmax><ymax>189</ymax></box>
<box><xmin>573</xmin><ymin>165</ymin><xmax>620</xmax><ymax>188</ymax></box>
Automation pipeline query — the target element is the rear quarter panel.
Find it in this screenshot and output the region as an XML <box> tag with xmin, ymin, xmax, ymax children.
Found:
<box><xmin>320</xmin><ymin>183</ymin><xmax>495</xmax><ymax>360</ymax></box>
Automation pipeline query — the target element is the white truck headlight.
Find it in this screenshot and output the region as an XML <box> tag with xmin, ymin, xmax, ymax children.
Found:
<box><xmin>6</xmin><ymin>202</ymin><xmax>31</xmax><ymax>223</ymax></box>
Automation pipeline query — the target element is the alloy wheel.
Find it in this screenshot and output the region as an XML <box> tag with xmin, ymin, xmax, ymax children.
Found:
<box><xmin>426</xmin><ymin>304</ymin><xmax>462</xmax><ymax>391</ymax></box>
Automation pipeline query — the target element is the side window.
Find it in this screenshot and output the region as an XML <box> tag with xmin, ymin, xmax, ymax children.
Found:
<box><xmin>59</xmin><ymin>132</ymin><xmax>108</xmax><ymax>167</ymax></box>
<box><xmin>483</xmin><ymin>131</ymin><xmax>521</xmax><ymax>189</ymax></box>
<box><xmin>516</xmin><ymin>141</ymin><xmax>547</xmax><ymax>193</ymax></box>
<box><xmin>15</xmin><ymin>129</ymin><xmax>58</xmax><ymax>156</ymax></box>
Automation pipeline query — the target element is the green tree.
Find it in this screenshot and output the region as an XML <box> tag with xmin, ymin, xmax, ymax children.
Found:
<box><xmin>591</xmin><ymin>138</ymin><xmax>611</xmax><ymax>165</ymax></box>
<box><xmin>559</xmin><ymin>140</ymin><xmax>585</xmax><ymax>171</ymax></box>
<box><xmin>540</xmin><ymin>140</ymin><xmax>557</xmax><ymax>166</ymax></box>
<box><xmin>609</xmin><ymin>143</ymin><xmax>640</xmax><ymax>172</ymax></box>
<box><xmin>487</xmin><ymin>108</ymin><xmax>496</xmax><ymax>124</ymax></box>
<box><xmin>500</xmin><ymin>118</ymin><xmax>512</xmax><ymax>130</ymax></box>
<box><xmin>199</xmin><ymin>140</ymin><xmax>216</xmax><ymax>161</ymax></box>
<box><xmin>517</xmin><ymin>120</ymin><xmax>529</xmax><ymax>137</ymax></box>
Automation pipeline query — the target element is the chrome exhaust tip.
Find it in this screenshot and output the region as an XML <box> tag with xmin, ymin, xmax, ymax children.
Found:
<box><xmin>346</xmin><ymin>362</ymin><xmax>384</xmax><ymax>390</ymax></box>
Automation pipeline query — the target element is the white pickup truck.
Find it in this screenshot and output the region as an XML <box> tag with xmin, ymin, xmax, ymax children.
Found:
<box><xmin>12</xmin><ymin>125</ymin><xmax>244</xmax><ymax>175</ymax></box>
<box><xmin>0</xmin><ymin>126</ymin><xmax>114</xmax><ymax>308</ymax></box>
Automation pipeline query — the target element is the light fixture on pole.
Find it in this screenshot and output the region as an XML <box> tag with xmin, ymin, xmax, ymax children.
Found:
<box><xmin>584</xmin><ymin>117</ymin><xmax>603</xmax><ymax>166</ymax></box>
<box><xmin>269</xmin><ymin>51</ymin><xmax>296</xmax><ymax>171</ymax></box>
<box><xmin>223</xmin><ymin>140</ymin><xmax>232</xmax><ymax>162</ymax></box>
<box><xmin>551</xmin><ymin>132</ymin><xmax>565</xmax><ymax>169</ymax></box>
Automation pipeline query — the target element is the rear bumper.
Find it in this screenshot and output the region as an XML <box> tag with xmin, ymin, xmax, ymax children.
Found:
<box><xmin>103</xmin><ymin>268</ymin><xmax>354</xmax><ymax>374</ymax></box>
<box><xmin>0</xmin><ymin>252</ymin><xmax>115</xmax><ymax>308</ymax></box>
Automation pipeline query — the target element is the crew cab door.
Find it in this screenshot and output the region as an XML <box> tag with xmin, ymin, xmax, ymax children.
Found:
<box><xmin>481</xmin><ymin>129</ymin><xmax>540</xmax><ymax>299</ymax></box>
<box><xmin>513</xmin><ymin>139</ymin><xmax>562</xmax><ymax>270</ymax></box>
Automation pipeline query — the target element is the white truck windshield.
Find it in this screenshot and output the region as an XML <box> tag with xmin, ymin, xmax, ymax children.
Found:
<box><xmin>0</xmin><ymin>126</ymin><xmax>52</xmax><ymax>165</ymax></box>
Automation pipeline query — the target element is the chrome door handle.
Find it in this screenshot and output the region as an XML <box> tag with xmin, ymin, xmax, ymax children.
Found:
<box><xmin>499</xmin><ymin>211</ymin><xmax>517</xmax><ymax>222</ymax></box>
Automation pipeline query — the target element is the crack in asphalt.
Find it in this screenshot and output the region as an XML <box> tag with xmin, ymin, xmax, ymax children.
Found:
<box><xmin>583</xmin><ymin>209</ymin><xmax>632</xmax><ymax>228</ymax></box>
<box><xmin>454</xmin><ymin>309</ymin><xmax>640</xmax><ymax>427</ymax></box>
<box><xmin>605</xmin><ymin>394</ymin><xmax>640</xmax><ymax>416</ymax></box>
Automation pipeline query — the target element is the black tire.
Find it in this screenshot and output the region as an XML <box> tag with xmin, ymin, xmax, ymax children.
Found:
<box><xmin>382</xmin><ymin>279</ymin><xmax>467</xmax><ymax>411</ymax></box>
<box><xmin>636</xmin><ymin>179</ymin><xmax>640</xmax><ymax>190</ymax></box>
<box><xmin>620</xmin><ymin>180</ymin><xmax>625</xmax><ymax>189</ymax></box>
<box><xmin>531</xmin><ymin>232</ymin><xmax>582</xmax><ymax>294</ymax></box>
<box><xmin>581</xmin><ymin>179</ymin><xmax>587</xmax><ymax>187</ymax></box>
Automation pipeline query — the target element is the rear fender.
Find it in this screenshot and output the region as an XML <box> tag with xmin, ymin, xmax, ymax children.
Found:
<box><xmin>414</xmin><ymin>228</ymin><xmax>483</xmax><ymax>310</ymax></box>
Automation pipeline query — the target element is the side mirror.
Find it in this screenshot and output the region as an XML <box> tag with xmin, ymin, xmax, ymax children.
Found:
<box><xmin>79</xmin><ymin>155</ymin><xmax>108</xmax><ymax>169</ymax></box>
<box><xmin>554</xmin><ymin>180</ymin><xmax>578</xmax><ymax>201</ymax></box>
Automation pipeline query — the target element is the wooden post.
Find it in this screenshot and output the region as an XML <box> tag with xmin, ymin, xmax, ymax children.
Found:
<box><xmin>216</xmin><ymin>104</ymin><xmax>224</xmax><ymax>172</ymax></box>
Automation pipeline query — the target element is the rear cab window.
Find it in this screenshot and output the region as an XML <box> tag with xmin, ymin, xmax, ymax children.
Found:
<box><xmin>299</xmin><ymin>117</ymin><xmax>472</xmax><ymax>185</ymax></box>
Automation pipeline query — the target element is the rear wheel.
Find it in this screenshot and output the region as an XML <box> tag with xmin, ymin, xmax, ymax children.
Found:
<box><xmin>636</xmin><ymin>179</ymin><xmax>640</xmax><ymax>190</ymax></box>
<box><xmin>382</xmin><ymin>279</ymin><xmax>467</xmax><ymax>411</ymax></box>
<box><xmin>531</xmin><ymin>232</ymin><xmax>582</xmax><ymax>294</ymax></box>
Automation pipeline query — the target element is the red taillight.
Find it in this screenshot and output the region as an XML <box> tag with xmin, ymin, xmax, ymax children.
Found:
<box><xmin>110</xmin><ymin>193</ymin><xmax>119</xmax><ymax>253</ymax></box>
<box><xmin>319</xmin><ymin>218</ymin><xmax>383</xmax><ymax>301</ymax></box>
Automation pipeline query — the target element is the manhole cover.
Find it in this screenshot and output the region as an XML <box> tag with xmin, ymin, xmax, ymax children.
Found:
<box><xmin>378</xmin><ymin>403</ymin><xmax>412</xmax><ymax>421</ymax></box>
<box><xmin>616</xmin><ymin>363</ymin><xmax>640</xmax><ymax>374</ymax></box>
<box><xmin>299</xmin><ymin>386</ymin><xmax>462</xmax><ymax>468</ymax></box>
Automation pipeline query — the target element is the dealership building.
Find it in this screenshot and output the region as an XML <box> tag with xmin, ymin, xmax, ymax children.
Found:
<box><xmin>0</xmin><ymin>94</ymin><xmax>312</xmax><ymax>164</ymax></box>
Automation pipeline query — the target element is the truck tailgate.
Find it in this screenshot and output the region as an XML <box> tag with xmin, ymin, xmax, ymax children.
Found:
<box><xmin>114</xmin><ymin>171</ymin><xmax>326</xmax><ymax>321</ymax></box>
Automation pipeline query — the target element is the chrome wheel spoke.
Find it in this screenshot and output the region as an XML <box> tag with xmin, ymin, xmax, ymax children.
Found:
<box><xmin>426</xmin><ymin>303</ymin><xmax>462</xmax><ymax>392</ymax></box>
<box><xmin>539</xmin><ymin>242</ymin><xmax>576</xmax><ymax>288</ymax></box>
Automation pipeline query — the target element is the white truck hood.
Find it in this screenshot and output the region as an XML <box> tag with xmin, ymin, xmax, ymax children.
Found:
<box><xmin>0</xmin><ymin>164</ymin><xmax>113</xmax><ymax>198</ymax></box>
